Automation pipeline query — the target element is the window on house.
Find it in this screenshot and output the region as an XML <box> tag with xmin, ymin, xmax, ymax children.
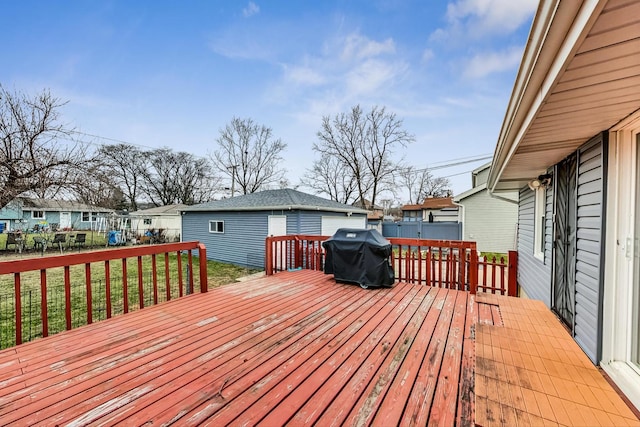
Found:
<box><xmin>82</xmin><ymin>212</ymin><xmax>98</xmax><ymax>222</ymax></box>
<box><xmin>533</xmin><ymin>187</ymin><xmax>546</xmax><ymax>260</ymax></box>
<box><xmin>143</xmin><ymin>218</ymin><xmax>152</xmax><ymax>225</ymax></box>
<box><xmin>31</xmin><ymin>211</ymin><xmax>45</xmax><ymax>219</ymax></box>
<box><xmin>209</xmin><ymin>220</ymin><xmax>224</xmax><ymax>233</ymax></box>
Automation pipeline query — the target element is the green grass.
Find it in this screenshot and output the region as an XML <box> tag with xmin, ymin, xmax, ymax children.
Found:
<box><xmin>0</xmin><ymin>252</ymin><xmax>258</xmax><ymax>348</ymax></box>
<box><xmin>479</xmin><ymin>252</ymin><xmax>508</xmax><ymax>261</ymax></box>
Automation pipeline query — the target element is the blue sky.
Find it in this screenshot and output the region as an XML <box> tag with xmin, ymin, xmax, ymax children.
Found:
<box><xmin>2</xmin><ymin>0</ymin><xmax>537</xmax><ymax>199</ymax></box>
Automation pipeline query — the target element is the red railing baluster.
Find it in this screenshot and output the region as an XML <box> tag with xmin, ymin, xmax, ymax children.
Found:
<box><xmin>105</xmin><ymin>260</ymin><xmax>112</xmax><ymax>318</ymax></box>
<box><xmin>177</xmin><ymin>250</ymin><xmax>184</xmax><ymax>297</ymax></box>
<box><xmin>165</xmin><ymin>252</ymin><xmax>171</xmax><ymax>301</ymax></box>
<box><xmin>122</xmin><ymin>258</ymin><xmax>128</xmax><ymax>314</ymax></box>
<box><xmin>508</xmin><ymin>251</ymin><xmax>518</xmax><ymax>297</ymax></box>
<box><xmin>137</xmin><ymin>256</ymin><xmax>144</xmax><ymax>309</ymax></box>
<box><xmin>41</xmin><ymin>269</ymin><xmax>49</xmax><ymax>337</ymax></box>
<box><xmin>64</xmin><ymin>266</ymin><xmax>71</xmax><ymax>329</ymax></box>
<box><xmin>14</xmin><ymin>273</ymin><xmax>22</xmax><ymax>345</ymax></box>
<box><xmin>187</xmin><ymin>249</ymin><xmax>194</xmax><ymax>291</ymax></box>
<box><xmin>152</xmin><ymin>254</ymin><xmax>158</xmax><ymax>304</ymax></box>
<box><xmin>84</xmin><ymin>264</ymin><xmax>92</xmax><ymax>325</ymax></box>
<box><xmin>198</xmin><ymin>243</ymin><xmax>208</xmax><ymax>293</ymax></box>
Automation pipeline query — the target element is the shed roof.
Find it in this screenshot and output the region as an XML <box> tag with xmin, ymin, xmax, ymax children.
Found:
<box><xmin>181</xmin><ymin>189</ymin><xmax>368</xmax><ymax>214</ymax></box>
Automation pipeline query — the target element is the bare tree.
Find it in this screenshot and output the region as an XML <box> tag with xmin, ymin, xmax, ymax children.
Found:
<box><xmin>98</xmin><ymin>143</ymin><xmax>145</xmax><ymax>211</ymax></box>
<box><xmin>300</xmin><ymin>154</ymin><xmax>358</xmax><ymax>204</ymax></box>
<box><xmin>0</xmin><ymin>85</ymin><xmax>90</xmax><ymax>210</ymax></box>
<box><xmin>70</xmin><ymin>159</ymin><xmax>128</xmax><ymax>209</ymax></box>
<box><xmin>312</xmin><ymin>105</ymin><xmax>414</xmax><ymax>208</ymax></box>
<box><xmin>398</xmin><ymin>166</ymin><xmax>451</xmax><ymax>204</ymax></box>
<box><xmin>140</xmin><ymin>148</ymin><xmax>218</xmax><ymax>206</ymax></box>
<box><xmin>211</xmin><ymin>117</ymin><xmax>287</xmax><ymax>195</ymax></box>
<box><xmin>398</xmin><ymin>166</ymin><xmax>452</xmax><ymax>204</ymax></box>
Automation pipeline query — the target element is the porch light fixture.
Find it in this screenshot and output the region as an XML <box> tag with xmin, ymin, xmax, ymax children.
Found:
<box><xmin>528</xmin><ymin>174</ymin><xmax>552</xmax><ymax>191</ymax></box>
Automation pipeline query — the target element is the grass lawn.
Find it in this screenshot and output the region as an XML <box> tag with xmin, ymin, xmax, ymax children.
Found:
<box><xmin>0</xmin><ymin>245</ymin><xmax>259</xmax><ymax>349</ymax></box>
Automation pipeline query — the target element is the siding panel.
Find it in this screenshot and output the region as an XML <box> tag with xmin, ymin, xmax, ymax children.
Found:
<box><xmin>573</xmin><ymin>135</ymin><xmax>605</xmax><ymax>364</ymax></box>
<box><xmin>517</xmin><ymin>185</ymin><xmax>552</xmax><ymax>306</ymax></box>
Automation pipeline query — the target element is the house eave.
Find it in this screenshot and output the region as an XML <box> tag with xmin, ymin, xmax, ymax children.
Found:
<box><xmin>488</xmin><ymin>0</ymin><xmax>616</xmax><ymax>193</ymax></box>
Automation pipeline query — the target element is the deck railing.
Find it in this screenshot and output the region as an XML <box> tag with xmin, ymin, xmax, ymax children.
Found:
<box><xmin>0</xmin><ymin>241</ymin><xmax>208</xmax><ymax>348</ymax></box>
<box><xmin>265</xmin><ymin>235</ymin><xmax>517</xmax><ymax>296</ymax></box>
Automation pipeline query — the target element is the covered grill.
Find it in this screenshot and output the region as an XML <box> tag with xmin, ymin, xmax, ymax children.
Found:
<box><xmin>322</xmin><ymin>228</ymin><xmax>395</xmax><ymax>289</ymax></box>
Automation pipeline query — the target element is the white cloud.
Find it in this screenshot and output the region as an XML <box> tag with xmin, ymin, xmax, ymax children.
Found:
<box><xmin>242</xmin><ymin>2</ymin><xmax>260</xmax><ymax>18</ymax></box>
<box><xmin>273</xmin><ymin>31</ymin><xmax>405</xmax><ymax>99</ymax></box>
<box><xmin>340</xmin><ymin>33</ymin><xmax>395</xmax><ymax>62</ymax></box>
<box><xmin>284</xmin><ymin>65</ymin><xmax>326</xmax><ymax>86</ymax></box>
<box><xmin>345</xmin><ymin>59</ymin><xmax>400</xmax><ymax>97</ymax></box>
<box><xmin>463</xmin><ymin>45</ymin><xmax>524</xmax><ymax>79</ymax></box>
<box><xmin>444</xmin><ymin>0</ymin><xmax>537</xmax><ymax>37</ymax></box>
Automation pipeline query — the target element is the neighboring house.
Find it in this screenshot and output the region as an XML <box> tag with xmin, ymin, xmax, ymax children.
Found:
<box><xmin>400</xmin><ymin>197</ymin><xmax>459</xmax><ymax>222</ymax></box>
<box><xmin>488</xmin><ymin>0</ymin><xmax>640</xmax><ymax>411</ymax></box>
<box><xmin>0</xmin><ymin>198</ymin><xmax>114</xmax><ymax>231</ymax></box>
<box><xmin>454</xmin><ymin>163</ymin><xmax>518</xmax><ymax>253</ymax></box>
<box><xmin>129</xmin><ymin>204</ymin><xmax>187</xmax><ymax>241</ymax></box>
<box><xmin>180</xmin><ymin>189</ymin><xmax>368</xmax><ymax>268</ymax></box>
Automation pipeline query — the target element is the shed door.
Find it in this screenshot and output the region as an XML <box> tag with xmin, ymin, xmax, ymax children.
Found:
<box><xmin>553</xmin><ymin>154</ymin><xmax>577</xmax><ymax>329</ymax></box>
<box><xmin>268</xmin><ymin>216</ymin><xmax>287</xmax><ymax>236</ymax></box>
<box><xmin>321</xmin><ymin>216</ymin><xmax>366</xmax><ymax>236</ymax></box>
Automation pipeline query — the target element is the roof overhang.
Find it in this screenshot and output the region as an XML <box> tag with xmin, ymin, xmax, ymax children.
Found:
<box><xmin>489</xmin><ymin>0</ymin><xmax>640</xmax><ymax>192</ymax></box>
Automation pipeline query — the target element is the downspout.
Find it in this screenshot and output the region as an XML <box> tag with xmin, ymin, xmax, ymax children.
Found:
<box><xmin>452</xmin><ymin>201</ymin><xmax>465</xmax><ymax>241</ymax></box>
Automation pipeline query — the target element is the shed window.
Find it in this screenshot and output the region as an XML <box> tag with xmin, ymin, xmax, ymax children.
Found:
<box><xmin>209</xmin><ymin>220</ymin><xmax>224</xmax><ymax>234</ymax></box>
<box><xmin>143</xmin><ymin>218</ymin><xmax>152</xmax><ymax>225</ymax></box>
<box><xmin>32</xmin><ymin>210</ymin><xmax>45</xmax><ymax>219</ymax></box>
<box><xmin>533</xmin><ymin>187</ymin><xmax>546</xmax><ymax>261</ymax></box>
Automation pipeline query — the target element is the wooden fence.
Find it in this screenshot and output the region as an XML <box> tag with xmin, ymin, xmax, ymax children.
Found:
<box><xmin>0</xmin><ymin>241</ymin><xmax>208</xmax><ymax>347</ymax></box>
<box><xmin>265</xmin><ymin>235</ymin><xmax>517</xmax><ymax>296</ymax></box>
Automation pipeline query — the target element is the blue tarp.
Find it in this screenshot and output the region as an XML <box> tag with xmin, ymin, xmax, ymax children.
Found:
<box><xmin>108</xmin><ymin>230</ymin><xmax>122</xmax><ymax>246</ymax></box>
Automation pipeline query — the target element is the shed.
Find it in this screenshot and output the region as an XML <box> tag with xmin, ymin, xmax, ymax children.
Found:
<box><xmin>180</xmin><ymin>189</ymin><xmax>368</xmax><ymax>268</ymax></box>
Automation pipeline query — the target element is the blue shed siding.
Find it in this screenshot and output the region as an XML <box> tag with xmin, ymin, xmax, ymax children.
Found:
<box><xmin>290</xmin><ymin>211</ymin><xmax>321</xmax><ymax>235</ymax></box>
<box><xmin>182</xmin><ymin>211</ymin><xmax>269</xmax><ymax>268</ymax></box>
<box><xmin>182</xmin><ymin>210</ymin><xmax>367</xmax><ymax>269</ymax></box>
<box><xmin>517</xmin><ymin>183</ymin><xmax>553</xmax><ymax>307</ymax></box>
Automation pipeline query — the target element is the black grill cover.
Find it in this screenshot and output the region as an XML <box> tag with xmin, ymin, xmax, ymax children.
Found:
<box><xmin>322</xmin><ymin>228</ymin><xmax>395</xmax><ymax>288</ymax></box>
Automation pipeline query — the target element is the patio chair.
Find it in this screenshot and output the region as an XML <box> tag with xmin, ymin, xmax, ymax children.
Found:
<box><xmin>52</xmin><ymin>233</ymin><xmax>66</xmax><ymax>252</ymax></box>
<box><xmin>73</xmin><ymin>233</ymin><xmax>87</xmax><ymax>249</ymax></box>
<box><xmin>32</xmin><ymin>236</ymin><xmax>47</xmax><ymax>252</ymax></box>
<box><xmin>5</xmin><ymin>232</ymin><xmax>19</xmax><ymax>250</ymax></box>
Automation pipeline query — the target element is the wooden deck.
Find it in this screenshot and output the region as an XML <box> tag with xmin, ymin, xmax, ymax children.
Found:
<box><xmin>0</xmin><ymin>270</ymin><xmax>637</xmax><ymax>426</ymax></box>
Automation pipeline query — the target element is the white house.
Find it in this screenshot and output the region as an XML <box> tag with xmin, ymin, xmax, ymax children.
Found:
<box><xmin>129</xmin><ymin>204</ymin><xmax>187</xmax><ymax>242</ymax></box>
